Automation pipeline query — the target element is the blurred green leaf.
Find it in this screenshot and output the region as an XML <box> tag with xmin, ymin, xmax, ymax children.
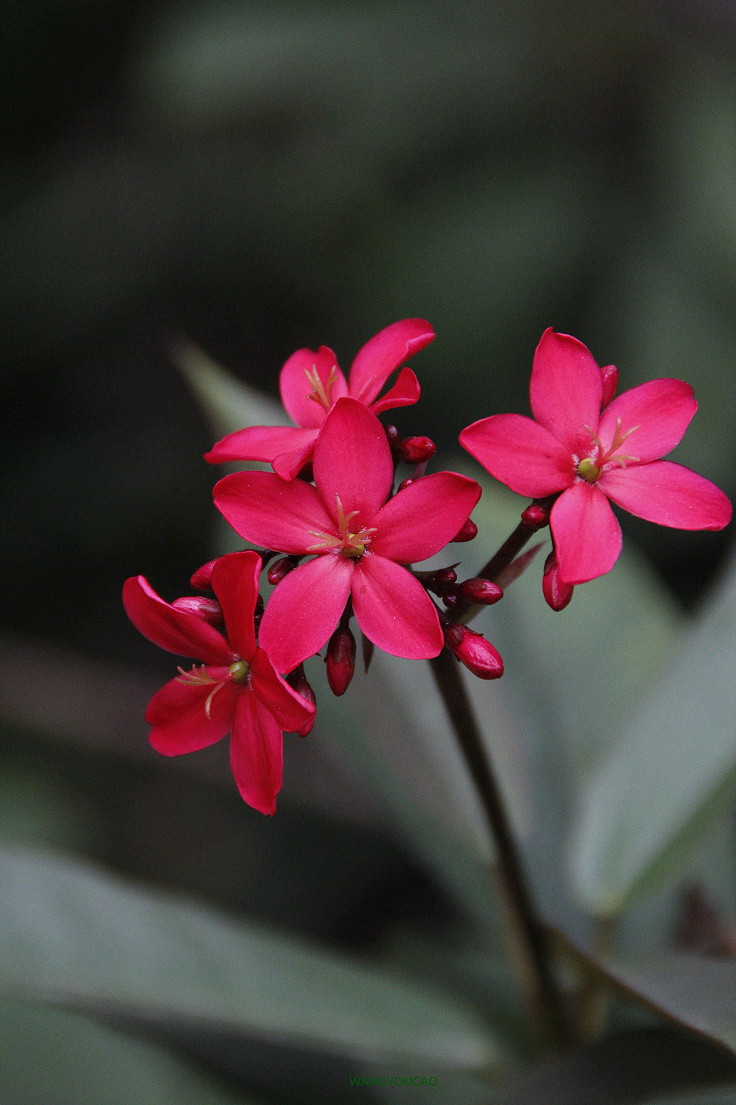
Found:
<box><xmin>0</xmin><ymin>846</ymin><xmax>499</xmax><ymax>1072</ymax></box>
<box><xmin>569</xmin><ymin>549</ymin><xmax>736</xmax><ymax>917</ymax></box>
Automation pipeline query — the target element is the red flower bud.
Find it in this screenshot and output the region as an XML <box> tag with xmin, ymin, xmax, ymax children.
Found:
<box><xmin>326</xmin><ymin>625</ymin><xmax>356</xmax><ymax>696</ymax></box>
<box><xmin>267</xmin><ymin>556</ymin><xmax>297</xmax><ymax>585</ymax></box>
<box><xmin>452</xmin><ymin>517</ymin><xmax>478</xmax><ymax>542</ymax></box>
<box><xmin>190</xmin><ymin>558</ymin><xmax>218</xmax><ymax>590</ymax></box>
<box><xmin>457</xmin><ymin>578</ymin><xmax>504</xmax><ymax>605</ymax></box>
<box><xmin>287</xmin><ymin>665</ymin><xmax>317</xmax><ymax>736</ymax></box>
<box><xmin>521</xmin><ymin>502</ymin><xmax>550</xmax><ymax>530</ymax></box>
<box><xmin>384</xmin><ymin>424</ymin><xmax>400</xmax><ymax>452</ymax></box>
<box><xmin>398</xmin><ymin>477</ymin><xmax>416</xmax><ymax>491</ymax></box>
<box><xmin>442</xmin><ymin>589</ymin><xmax>460</xmax><ymax>608</ymax></box>
<box><xmin>444</xmin><ymin>624</ymin><xmax>504</xmax><ymax>680</ymax></box>
<box><xmin>171</xmin><ymin>596</ymin><xmax>223</xmax><ymax>624</ymax></box>
<box><xmin>542</xmin><ymin>551</ymin><xmax>574</xmax><ymax>611</ymax></box>
<box><xmin>600</xmin><ymin>363</ymin><xmax>618</xmax><ymax>408</ymax></box>
<box><xmin>398</xmin><ymin>436</ymin><xmax>436</xmax><ymax>464</ymax></box>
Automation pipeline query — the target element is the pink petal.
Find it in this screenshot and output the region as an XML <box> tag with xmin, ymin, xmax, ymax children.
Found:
<box><xmin>211</xmin><ymin>551</ymin><xmax>260</xmax><ymax>661</ymax></box>
<box><xmin>250</xmin><ymin>648</ymin><xmax>316</xmax><ymax>732</ymax></box>
<box><xmin>598</xmin><ymin>379</ymin><xmax>697</xmax><ymax>464</ymax></box>
<box><xmin>213</xmin><ymin>470</ymin><xmax>334</xmax><ymax>554</ymax></box>
<box><xmin>369</xmin><ymin>367</ymin><xmax>421</xmax><ymax>415</ymax></box>
<box><xmin>312</xmin><ymin>398</ymin><xmax>394</xmax><ymax>528</ymax></box>
<box><xmin>147</xmin><ymin>676</ymin><xmax>237</xmax><ymax>755</ymax></box>
<box><xmin>530</xmin><ymin>329</ymin><xmax>603</xmax><ymax>453</ymax></box>
<box><xmin>204</xmin><ymin>425</ymin><xmax>317</xmax><ymax>468</ymax></box>
<box><xmin>123</xmin><ymin>576</ymin><xmax>233</xmax><ymax>665</ymax></box>
<box><xmin>271</xmin><ymin>437</ymin><xmax>319</xmax><ymax>481</ymax></box>
<box><xmin>599</xmin><ymin>461</ymin><xmax>733</xmax><ymax>530</ymax></box>
<box><xmin>371</xmin><ymin>472</ymin><xmax>482</xmax><ymax>563</ymax></box>
<box><xmin>459</xmin><ymin>414</ymin><xmax>574</xmax><ymax>496</ymax></box>
<box><xmin>351</xmin><ymin>555</ymin><xmax>443</xmax><ymax>659</ymax></box>
<box><xmin>550</xmin><ymin>482</ymin><xmax>623</xmax><ymax>584</ymax></box>
<box><xmin>258</xmin><ymin>554</ymin><xmax>354</xmax><ymax>672</ymax></box>
<box><xmin>279</xmin><ymin>346</ymin><xmax>348</xmax><ymax>428</ymax></box>
<box><xmin>229</xmin><ymin>690</ymin><xmax>283</xmax><ymax>815</ymax></box>
<box><xmin>348</xmin><ymin>318</ymin><xmax>435</xmax><ymax>405</ymax></box>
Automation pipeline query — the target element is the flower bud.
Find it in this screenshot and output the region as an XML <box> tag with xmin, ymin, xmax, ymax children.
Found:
<box><xmin>542</xmin><ymin>551</ymin><xmax>574</xmax><ymax>611</ymax></box>
<box><xmin>172</xmin><ymin>596</ymin><xmax>223</xmax><ymax>624</ymax></box>
<box><xmin>452</xmin><ymin>517</ymin><xmax>478</xmax><ymax>542</ymax></box>
<box><xmin>442</xmin><ymin>589</ymin><xmax>460</xmax><ymax>608</ymax></box>
<box><xmin>384</xmin><ymin>424</ymin><xmax>400</xmax><ymax>452</ymax></box>
<box><xmin>600</xmin><ymin>363</ymin><xmax>618</xmax><ymax>408</ymax></box>
<box><xmin>268</xmin><ymin>556</ymin><xmax>297</xmax><ymax>586</ymax></box>
<box><xmin>521</xmin><ymin>502</ymin><xmax>550</xmax><ymax>530</ymax></box>
<box><xmin>457</xmin><ymin>578</ymin><xmax>504</xmax><ymax>605</ymax></box>
<box><xmin>190</xmin><ymin>558</ymin><xmax>218</xmax><ymax>590</ymax></box>
<box><xmin>398</xmin><ymin>477</ymin><xmax>416</xmax><ymax>491</ymax></box>
<box><xmin>444</xmin><ymin>624</ymin><xmax>504</xmax><ymax>680</ymax></box>
<box><xmin>326</xmin><ymin>625</ymin><xmax>356</xmax><ymax>696</ymax></box>
<box><xmin>287</xmin><ymin>665</ymin><xmax>317</xmax><ymax>736</ymax></box>
<box><xmin>398</xmin><ymin>436</ymin><xmax>436</xmax><ymax>464</ymax></box>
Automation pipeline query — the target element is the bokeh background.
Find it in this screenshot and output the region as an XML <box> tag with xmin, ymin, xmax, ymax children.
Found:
<box><xmin>2</xmin><ymin>2</ymin><xmax>736</xmax><ymax>1102</ymax></box>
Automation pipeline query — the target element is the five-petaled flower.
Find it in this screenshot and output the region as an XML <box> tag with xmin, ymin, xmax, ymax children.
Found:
<box><xmin>460</xmin><ymin>328</ymin><xmax>732</xmax><ymax>584</ymax></box>
<box><xmin>122</xmin><ymin>551</ymin><xmax>315</xmax><ymax>814</ymax></box>
<box><xmin>213</xmin><ymin>397</ymin><xmax>481</xmax><ymax>673</ymax></box>
<box><xmin>205</xmin><ymin>318</ymin><xmax>434</xmax><ymax>479</ymax></box>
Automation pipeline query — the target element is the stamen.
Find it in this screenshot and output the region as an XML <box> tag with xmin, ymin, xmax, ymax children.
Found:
<box><xmin>304</xmin><ymin>364</ymin><xmax>339</xmax><ymax>411</ymax></box>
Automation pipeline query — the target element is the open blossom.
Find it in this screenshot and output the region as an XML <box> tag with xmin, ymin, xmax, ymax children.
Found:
<box><xmin>205</xmin><ymin>318</ymin><xmax>434</xmax><ymax>479</ymax></box>
<box><xmin>460</xmin><ymin>328</ymin><xmax>732</xmax><ymax>584</ymax></box>
<box><xmin>122</xmin><ymin>551</ymin><xmax>315</xmax><ymax>815</ymax></box>
<box><xmin>213</xmin><ymin>397</ymin><xmax>481</xmax><ymax>673</ymax></box>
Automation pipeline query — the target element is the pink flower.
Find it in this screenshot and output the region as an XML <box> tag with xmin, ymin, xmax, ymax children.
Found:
<box><xmin>205</xmin><ymin>318</ymin><xmax>434</xmax><ymax>479</ymax></box>
<box><xmin>122</xmin><ymin>551</ymin><xmax>315</xmax><ymax>815</ymax></box>
<box><xmin>213</xmin><ymin>398</ymin><xmax>481</xmax><ymax>672</ymax></box>
<box><xmin>460</xmin><ymin>328</ymin><xmax>732</xmax><ymax>584</ymax></box>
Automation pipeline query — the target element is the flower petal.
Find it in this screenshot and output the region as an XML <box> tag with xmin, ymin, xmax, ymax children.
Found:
<box><xmin>271</xmin><ymin>437</ymin><xmax>319</xmax><ymax>481</ymax></box>
<box><xmin>250</xmin><ymin>648</ymin><xmax>316</xmax><ymax>732</ymax></box>
<box><xmin>530</xmin><ymin>329</ymin><xmax>603</xmax><ymax>453</ymax></box>
<box><xmin>369</xmin><ymin>367</ymin><xmax>421</xmax><ymax>415</ymax></box>
<box><xmin>598</xmin><ymin>379</ymin><xmax>698</xmax><ymax>463</ymax></box>
<box><xmin>460</xmin><ymin>413</ymin><xmax>574</xmax><ymax>496</ymax></box>
<box><xmin>348</xmin><ymin>318</ymin><xmax>435</xmax><ymax>405</ymax></box>
<box><xmin>351</xmin><ymin>555</ymin><xmax>443</xmax><ymax>659</ymax></box>
<box><xmin>258</xmin><ymin>554</ymin><xmax>354</xmax><ymax>672</ymax></box>
<box><xmin>123</xmin><ymin>576</ymin><xmax>233</xmax><ymax>664</ymax></box>
<box><xmin>599</xmin><ymin>460</ymin><xmax>733</xmax><ymax>530</ymax></box>
<box><xmin>213</xmin><ymin>471</ymin><xmax>334</xmax><ymax>554</ymax></box>
<box><xmin>279</xmin><ymin>346</ymin><xmax>348</xmax><ymax>428</ymax></box>
<box><xmin>371</xmin><ymin>472</ymin><xmax>481</xmax><ymax>562</ymax></box>
<box><xmin>312</xmin><ymin>398</ymin><xmax>394</xmax><ymax>527</ymax></box>
<box><xmin>211</xmin><ymin>551</ymin><xmax>260</xmax><ymax>661</ymax></box>
<box><xmin>551</xmin><ymin>482</ymin><xmax>622</xmax><ymax>584</ymax></box>
<box><xmin>203</xmin><ymin>425</ymin><xmax>317</xmax><ymax>468</ymax></box>
<box><xmin>147</xmin><ymin>676</ymin><xmax>236</xmax><ymax>754</ymax></box>
<box><xmin>229</xmin><ymin>690</ymin><xmax>283</xmax><ymax>815</ymax></box>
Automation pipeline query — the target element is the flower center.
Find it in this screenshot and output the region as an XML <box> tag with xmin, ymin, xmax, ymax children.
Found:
<box><xmin>576</xmin><ymin>418</ymin><xmax>640</xmax><ymax>484</ymax></box>
<box><xmin>176</xmin><ymin>659</ymin><xmax>250</xmax><ymax>717</ymax></box>
<box><xmin>304</xmin><ymin>364</ymin><xmax>339</xmax><ymax>412</ymax></box>
<box><xmin>306</xmin><ymin>495</ymin><xmax>377</xmax><ymax>559</ymax></box>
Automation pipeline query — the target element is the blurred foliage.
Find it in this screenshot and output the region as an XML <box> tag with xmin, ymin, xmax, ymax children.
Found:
<box><xmin>2</xmin><ymin>1</ymin><xmax>736</xmax><ymax>1102</ymax></box>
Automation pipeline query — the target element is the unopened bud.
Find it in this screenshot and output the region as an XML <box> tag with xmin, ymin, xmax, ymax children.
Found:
<box><xmin>268</xmin><ymin>556</ymin><xmax>297</xmax><ymax>586</ymax></box>
<box><xmin>452</xmin><ymin>517</ymin><xmax>478</xmax><ymax>542</ymax></box>
<box><xmin>326</xmin><ymin>626</ymin><xmax>356</xmax><ymax>696</ymax></box>
<box><xmin>433</xmin><ymin>567</ymin><xmax>458</xmax><ymax>596</ymax></box>
<box><xmin>600</xmin><ymin>363</ymin><xmax>618</xmax><ymax>408</ymax></box>
<box><xmin>190</xmin><ymin>559</ymin><xmax>218</xmax><ymax>590</ymax></box>
<box><xmin>172</xmin><ymin>596</ymin><xmax>223</xmax><ymax>624</ymax></box>
<box><xmin>398</xmin><ymin>477</ymin><xmax>416</xmax><ymax>491</ymax></box>
<box><xmin>542</xmin><ymin>551</ymin><xmax>574</xmax><ymax>611</ymax></box>
<box><xmin>521</xmin><ymin>502</ymin><xmax>550</xmax><ymax>530</ymax></box>
<box><xmin>398</xmin><ymin>436</ymin><xmax>436</xmax><ymax>464</ymax></box>
<box><xmin>287</xmin><ymin>665</ymin><xmax>317</xmax><ymax>736</ymax></box>
<box><xmin>444</xmin><ymin>624</ymin><xmax>504</xmax><ymax>680</ymax></box>
<box><xmin>458</xmin><ymin>578</ymin><xmax>504</xmax><ymax>605</ymax></box>
<box><xmin>442</xmin><ymin>589</ymin><xmax>460</xmax><ymax>608</ymax></box>
<box><xmin>385</xmin><ymin>424</ymin><xmax>400</xmax><ymax>452</ymax></box>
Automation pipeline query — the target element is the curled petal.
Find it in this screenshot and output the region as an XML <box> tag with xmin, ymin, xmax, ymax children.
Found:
<box><xmin>551</xmin><ymin>482</ymin><xmax>623</xmax><ymax>584</ymax></box>
<box><xmin>147</xmin><ymin>676</ymin><xmax>237</xmax><ymax>755</ymax></box>
<box><xmin>348</xmin><ymin>318</ymin><xmax>435</xmax><ymax>405</ymax></box>
<box><xmin>230</xmin><ymin>691</ymin><xmax>283</xmax><ymax>815</ymax></box>
<box><xmin>258</xmin><ymin>554</ymin><xmax>354</xmax><ymax>673</ymax></box>
<box><xmin>204</xmin><ymin>425</ymin><xmax>316</xmax><ymax>469</ymax></box>
<box><xmin>350</xmin><ymin>555</ymin><xmax>443</xmax><ymax>659</ymax></box>
<box><xmin>460</xmin><ymin>414</ymin><xmax>574</xmax><ymax>497</ymax></box>
<box><xmin>371</xmin><ymin>472</ymin><xmax>481</xmax><ymax>563</ymax></box>
<box><xmin>598</xmin><ymin>379</ymin><xmax>697</xmax><ymax>464</ymax></box>
<box><xmin>123</xmin><ymin>576</ymin><xmax>233</xmax><ymax>665</ymax></box>
<box><xmin>211</xmin><ymin>551</ymin><xmax>261</xmax><ymax>661</ymax></box>
<box><xmin>530</xmin><ymin>329</ymin><xmax>603</xmax><ymax>453</ymax></box>
<box><xmin>250</xmin><ymin>648</ymin><xmax>317</xmax><ymax>732</ymax></box>
<box><xmin>370</xmin><ymin>367</ymin><xmax>421</xmax><ymax>415</ymax></box>
<box><xmin>600</xmin><ymin>461</ymin><xmax>733</xmax><ymax>530</ymax></box>
<box><xmin>312</xmin><ymin>398</ymin><xmax>394</xmax><ymax>527</ymax></box>
<box><xmin>271</xmin><ymin>438</ymin><xmax>320</xmax><ymax>481</ymax></box>
<box><xmin>214</xmin><ymin>471</ymin><xmax>334</xmax><ymax>554</ymax></box>
<box><xmin>279</xmin><ymin>346</ymin><xmax>348</xmax><ymax>428</ymax></box>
